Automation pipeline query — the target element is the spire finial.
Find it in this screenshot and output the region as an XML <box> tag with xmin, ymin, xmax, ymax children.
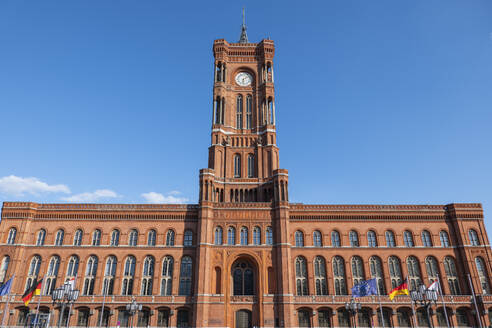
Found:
<box><xmin>238</xmin><ymin>7</ymin><xmax>249</xmax><ymax>43</ymax></box>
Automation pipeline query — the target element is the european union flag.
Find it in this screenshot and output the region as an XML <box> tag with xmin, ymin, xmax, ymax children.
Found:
<box><xmin>351</xmin><ymin>278</ymin><xmax>378</xmax><ymax>297</ymax></box>
<box><xmin>0</xmin><ymin>276</ymin><xmax>13</xmax><ymax>296</ymax></box>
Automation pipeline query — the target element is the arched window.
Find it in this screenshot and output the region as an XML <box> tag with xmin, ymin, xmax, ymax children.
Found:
<box><xmin>161</xmin><ymin>256</ymin><xmax>174</xmax><ymax>295</ymax></box>
<box><xmin>469</xmin><ymin>229</ymin><xmax>480</xmax><ymax>246</ymax></box>
<box><xmin>253</xmin><ymin>227</ymin><xmax>261</xmax><ymax>245</ymax></box>
<box><xmin>369</xmin><ymin>256</ymin><xmax>385</xmax><ymax>294</ymax></box>
<box><xmin>367</xmin><ymin>230</ymin><xmax>377</xmax><ymax>247</ymax></box>
<box><xmin>66</xmin><ymin>255</ymin><xmax>79</xmax><ymax>280</ymax></box>
<box><xmin>184</xmin><ymin>230</ymin><xmax>193</xmax><ymax>246</ymax></box>
<box><xmin>385</xmin><ymin>231</ymin><xmax>396</xmax><ymax>247</ymax></box>
<box><xmin>214</xmin><ymin>227</ymin><xmax>223</xmax><ymax>245</ymax></box>
<box><xmin>44</xmin><ymin>256</ymin><xmax>60</xmax><ymax>295</ymax></box>
<box><xmin>92</xmin><ymin>229</ymin><xmax>101</xmax><ymax>246</ymax></box>
<box><xmin>73</xmin><ymin>229</ymin><xmax>83</xmax><ymax>246</ymax></box>
<box><xmin>122</xmin><ymin>256</ymin><xmax>136</xmax><ymax>295</ymax></box>
<box><xmin>331</xmin><ymin>231</ymin><xmax>341</xmax><ymax>247</ymax></box>
<box><xmin>236</xmin><ymin>94</ymin><xmax>243</xmax><ymax>129</ymax></box>
<box><xmin>247</xmin><ymin>154</ymin><xmax>254</xmax><ymax>178</ymax></box>
<box><xmin>26</xmin><ymin>255</ymin><xmax>41</xmax><ymax>290</ymax></box>
<box><xmin>314</xmin><ymin>256</ymin><xmax>328</xmax><ymax>295</ymax></box>
<box><xmin>475</xmin><ymin>257</ymin><xmax>491</xmax><ymax>294</ymax></box>
<box><xmin>349</xmin><ymin>231</ymin><xmax>359</xmax><ymax>247</ymax></box>
<box><xmin>295</xmin><ymin>257</ymin><xmax>308</xmax><ymax>295</ymax></box>
<box><xmin>55</xmin><ymin>229</ymin><xmax>64</xmax><ymax>246</ymax></box>
<box><xmin>141</xmin><ymin>256</ymin><xmax>155</xmax><ymax>295</ymax></box>
<box><xmin>240</xmin><ymin>227</ymin><xmax>248</xmax><ymax>245</ymax></box>
<box><xmin>83</xmin><ymin>256</ymin><xmax>98</xmax><ymax>295</ymax></box>
<box><xmin>234</xmin><ymin>154</ymin><xmax>241</xmax><ymax>178</ymax></box>
<box><xmin>351</xmin><ymin>256</ymin><xmax>365</xmax><ymax>285</ymax></box>
<box><xmin>214</xmin><ymin>96</ymin><xmax>221</xmax><ymax>124</ymax></box>
<box><xmin>0</xmin><ymin>256</ymin><xmax>10</xmax><ymax>283</ymax></box>
<box><xmin>233</xmin><ymin>260</ymin><xmax>255</xmax><ymax>295</ymax></box>
<box><xmin>439</xmin><ymin>231</ymin><xmax>450</xmax><ymax>247</ymax></box>
<box><xmin>403</xmin><ymin>231</ymin><xmax>414</xmax><ymax>247</ymax></box>
<box><xmin>313</xmin><ymin>230</ymin><xmax>322</xmax><ymax>247</ymax></box>
<box><xmin>406</xmin><ymin>256</ymin><xmax>422</xmax><ymax>290</ymax></box>
<box><xmin>178</xmin><ymin>256</ymin><xmax>193</xmax><ymax>295</ymax></box>
<box><xmin>36</xmin><ymin>229</ymin><xmax>46</xmax><ymax>246</ymax></box>
<box><xmin>388</xmin><ymin>256</ymin><xmax>403</xmax><ymax>289</ymax></box>
<box><xmin>444</xmin><ymin>256</ymin><xmax>460</xmax><ymax>295</ymax></box>
<box><xmin>268</xmin><ymin>98</ymin><xmax>274</xmax><ymax>124</ymax></box>
<box><xmin>425</xmin><ymin>256</ymin><xmax>440</xmax><ymax>283</ymax></box>
<box><xmin>147</xmin><ymin>230</ymin><xmax>156</xmax><ymax>246</ymax></box>
<box><xmin>110</xmin><ymin>230</ymin><xmax>120</xmax><ymax>246</ymax></box>
<box><xmin>6</xmin><ymin>228</ymin><xmax>16</xmax><ymax>244</ymax></box>
<box><xmin>333</xmin><ymin>256</ymin><xmax>347</xmax><ymax>295</ymax></box>
<box><xmin>266</xmin><ymin>226</ymin><xmax>273</xmax><ymax>245</ymax></box>
<box><xmin>421</xmin><ymin>230</ymin><xmax>433</xmax><ymax>247</ymax></box>
<box><xmin>295</xmin><ymin>230</ymin><xmax>304</xmax><ymax>247</ymax></box>
<box><xmin>246</xmin><ymin>95</ymin><xmax>252</xmax><ymax>129</ymax></box>
<box><xmin>103</xmin><ymin>256</ymin><xmax>117</xmax><ymax>295</ymax></box>
<box><xmin>129</xmin><ymin>229</ymin><xmax>138</xmax><ymax>246</ymax></box>
<box><xmin>228</xmin><ymin>227</ymin><xmax>236</xmax><ymax>245</ymax></box>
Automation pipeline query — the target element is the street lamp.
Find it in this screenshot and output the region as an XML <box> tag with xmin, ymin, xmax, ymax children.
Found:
<box><xmin>51</xmin><ymin>281</ymin><xmax>79</xmax><ymax>328</ymax></box>
<box><xmin>345</xmin><ymin>298</ymin><xmax>361</xmax><ymax>328</ymax></box>
<box><xmin>410</xmin><ymin>284</ymin><xmax>438</xmax><ymax>328</ymax></box>
<box><xmin>126</xmin><ymin>297</ymin><xmax>142</xmax><ymax>328</ymax></box>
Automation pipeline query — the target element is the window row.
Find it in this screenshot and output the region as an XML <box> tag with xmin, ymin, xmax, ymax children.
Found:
<box><xmin>214</xmin><ymin>226</ymin><xmax>274</xmax><ymax>245</ymax></box>
<box><xmin>26</xmin><ymin>228</ymin><xmax>193</xmax><ymax>247</ymax></box>
<box><xmin>293</xmin><ymin>229</ymin><xmax>452</xmax><ymax>248</ymax></box>
<box><xmin>23</xmin><ymin>254</ymin><xmax>193</xmax><ymax>297</ymax></box>
<box><xmin>294</xmin><ymin>255</ymin><xmax>491</xmax><ymax>296</ymax></box>
<box><xmin>294</xmin><ymin>306</ymin><xmax>480</xmax><ymax>328</ymax></box>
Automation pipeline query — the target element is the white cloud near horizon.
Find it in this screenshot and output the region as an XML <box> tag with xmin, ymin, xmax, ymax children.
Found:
<box><xmin>141</xmin><ymin>191</ymin><xmax>189</xmax><ymax>204</ymax></box>
<box><xmin>0</xmin><ymin>175</ymin><xmax>70</xmax><ymax>196</ymax></box>
<box><xmin>61</xmin><ymin>189</ymin><xmax>119</xmax><ymax>202</ymax></box>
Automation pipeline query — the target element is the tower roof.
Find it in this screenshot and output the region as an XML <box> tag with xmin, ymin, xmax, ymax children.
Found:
<box><xmin>238</xmin><ymin>8</ymin><xmax>249</xmax><ymax>43</ymax></box>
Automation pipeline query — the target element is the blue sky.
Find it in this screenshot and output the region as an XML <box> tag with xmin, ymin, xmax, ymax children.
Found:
<box><xmin>1</xmin><ymin>1</ymin><xmax>491</xmax><ymax>234</ymax></box>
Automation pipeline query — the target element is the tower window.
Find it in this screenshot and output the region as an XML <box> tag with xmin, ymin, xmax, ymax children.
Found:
<box><xmin>266</xmin><ymin>226</ymin><xmax>273</xmax><ymax>245</ymax></box>
<box><xmin>240</xmin><ymin>227</ymin><xmax>248</xmax><ymax>245</ymax></box>
<box><xmin>234</xmin><ymin>154</ymin><xmax>241</xmax><ymax>178</ymax></box>
<box><xmin>228</xmin><ymin>227</ymin><xmax>236</xmax><ymax>245</ymax></box>
<box><xmin>247</xmin><ymin>154</ymin><xmax>254</xmax><ymax>178</ymax></box>
<box><xmin>236</xmin><ymin>95</ymin><xmax>243</xmax><ymax>129</ymax></box>
<box><xmin>246</xmin><ymin>95</ymin><xmax>252</xmax><ymax>129</ymax></box>
<box><xmin>214</xmin><ymin>226</ymin><xmax>223</xmax><ymax>245</ymax></box>
<box><xmin>253</xmin><ymin>226</ymin><xmax>261</xmax><ymax>245</ymax></box>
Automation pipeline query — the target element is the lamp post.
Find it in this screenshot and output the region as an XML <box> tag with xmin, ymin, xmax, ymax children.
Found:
<box><xmin>410</xmin><ymin>283</ymin><xmax>438</xmax><ymax>328</ymax></box>
<box><xmin>51</xmin><ymin>281</ymin><xmax>79</xmax><ymax>328</ymax></box>
<box><xmin>126</xmin><ymin>297</ymin><xmax>142</xmax><ymax>328</ymax></box>
<box><xmin>345</xmin><ymin>298</ymin><xmax>361</xmax><ymax>328</ymax></box>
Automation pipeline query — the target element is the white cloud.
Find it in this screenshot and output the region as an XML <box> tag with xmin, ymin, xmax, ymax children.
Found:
<box><xmin>0</xmin><ymin>175</ymin><xmax>70</xmax><ymax>196</ymax></box>
<box><xmin>61</xmin><ymin>189</ymin><xmax>119</xmax><ymax>202</ymax></box>
<box><xmin>141</xmin><ymin>191</ymin><xmax>189</xmax><ymax>204</ymax></box>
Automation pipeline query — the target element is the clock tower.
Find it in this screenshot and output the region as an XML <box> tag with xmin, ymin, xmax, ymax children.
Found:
<box><xmin>199</xmin><ymin>23</ymin><xmax>288</xmax><ymax>205</ymax></box>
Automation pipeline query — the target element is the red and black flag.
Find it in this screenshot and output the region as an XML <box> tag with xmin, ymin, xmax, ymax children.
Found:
<box><xmin>22</xmin><ymin>278</ymin><xmax>42</xmax><ymax>306</ymax></box>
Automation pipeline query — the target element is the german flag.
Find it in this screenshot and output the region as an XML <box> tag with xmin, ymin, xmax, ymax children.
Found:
<box><xmin>388</xmin><ymin>281</ymin><xmax>409</xmax><ymax>300</ymax></box>
<box><xmin>22</xmin><ymin>278</ymin><xmax>42</xmax><ymax>306</ymax></box>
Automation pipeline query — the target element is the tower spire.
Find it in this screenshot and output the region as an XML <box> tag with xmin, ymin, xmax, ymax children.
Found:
<box><xmin>238</xmin><ymin>8</ymin><xmax>249</xmax><ymax>43</ymax></box>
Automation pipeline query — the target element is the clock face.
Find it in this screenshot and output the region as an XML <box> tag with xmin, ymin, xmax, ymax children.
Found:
<box><xmin>235</xmin><ymin>72</ymin><xmax>253</xmax><ymax>86</ymax></box>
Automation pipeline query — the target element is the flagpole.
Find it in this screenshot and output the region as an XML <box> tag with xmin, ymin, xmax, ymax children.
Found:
<box><xmin>66</xmin><ymin>275</ymin><xmax>77</xmax><ymax>328</ymax></box>
<box><xmin>0</xmin><ymin>275</ymin><xmax>14</xmax><ymax>328</ymax></box>
<box><xmin>34</xmin><ymin>276</ymin><xmax>45</xmax><ymax>328</ymax></box>
<box><xmin>467</xmin><ymin>273</ymin><xmax>483</xmax><ymax>328</ymax></box>
<box><xmin>376</xmin><ymin>284</ymin><xmax>385</xmax><ymax>328</ymax></box>
<box><xmin>437</xmin><ymin>278</ymin><xmax>450</xmax><ymax>328</ymax></box>
<box><xmin>405</xmin><ymin>277</ymin><xmax>418</xmax><ymax>328</ymax></box>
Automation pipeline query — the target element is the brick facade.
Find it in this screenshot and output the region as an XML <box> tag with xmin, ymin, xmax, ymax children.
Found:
<box><xmin>0</xmin><ymin>35</ymin><xmax>491</xmax><ymax>328</ymax></box>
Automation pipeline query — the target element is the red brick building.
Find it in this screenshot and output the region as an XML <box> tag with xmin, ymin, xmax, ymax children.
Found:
<box><xmin>0</xmin><ymin>26</ymin><xmax>491</xmax><ymax>328</ymax></box>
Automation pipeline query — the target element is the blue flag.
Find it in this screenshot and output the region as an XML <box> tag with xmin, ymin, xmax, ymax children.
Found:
<box><xmin>0</xmin><ymin>276</ymin><xmax>13</xmax><ymax>296</ymax></box>
<box><xmin>351</xmin><ymin>278</ymin><xmax>378</xmax><ymax>297</ymax></box>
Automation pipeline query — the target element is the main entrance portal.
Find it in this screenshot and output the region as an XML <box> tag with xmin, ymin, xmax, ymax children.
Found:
<box><xmin>235</xmin><ymin>310</ymin><xmax>252</xmax><ymax>328</ymax></box>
